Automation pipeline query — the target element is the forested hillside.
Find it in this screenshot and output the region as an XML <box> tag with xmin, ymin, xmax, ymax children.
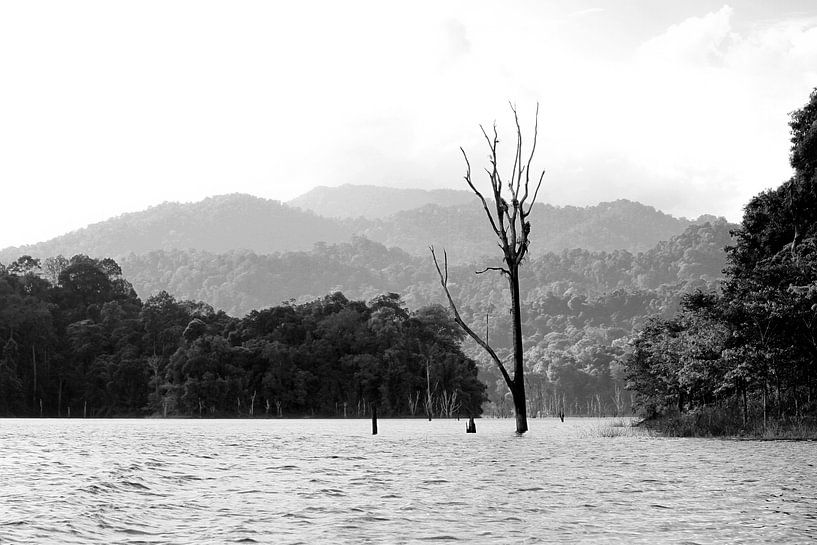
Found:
<box><xmin>0</xmin><ymin>194</ymin><xmax>353</xmax><ymax>263</ymax></box>
<box><xmin>0</xmin><ymin>190</ymin><xmax>717</xmax><ymax>265</ymax></box>
<box><xmin>119</xmin><ymin>220</ymin><xmax>733</xmax><ymax>317</ymax></box>
<box><xmin>1</xmin><ymin>220</ymin><xmax>734</xmax><ymax>417</ymax></box>
<box><xmin>115</xmin><ymin>220</ymin><xmax>733</xmax><ymax>413</ymax></box>
<box><xmin>348</xmin><ymin>199</ymin><xmax>719</xmax><ymax>262</ymax></box>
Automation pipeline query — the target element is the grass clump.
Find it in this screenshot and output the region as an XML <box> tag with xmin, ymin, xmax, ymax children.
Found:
<box><xmin>577</xmin><ymin>419</ymin><xmax>654</xmax><ymax>438</ymax></box>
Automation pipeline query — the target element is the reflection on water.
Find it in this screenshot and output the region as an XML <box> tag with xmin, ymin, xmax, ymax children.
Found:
<box><xmin>0</xmin><ymin>418</ymin><xmax>815</xmax><ymax>543</ymax></box>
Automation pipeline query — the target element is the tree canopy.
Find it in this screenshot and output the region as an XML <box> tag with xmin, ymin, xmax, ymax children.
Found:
<box><xmin>0</xmin><ymin>256</ymin><xmax>485</xmax><ymax>418</ymax></box>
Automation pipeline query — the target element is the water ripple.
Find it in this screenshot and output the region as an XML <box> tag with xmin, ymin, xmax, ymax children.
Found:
<box><xmin>1</xmin><ymin>418</ymin><xmax>816</xmax><ymax>543</ymax></box>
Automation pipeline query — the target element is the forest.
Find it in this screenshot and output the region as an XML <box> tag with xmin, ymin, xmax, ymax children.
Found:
<box><xmin>0</xmin><ymin>255</ymin><xmax>485</xmax><ymax>418</ymax></box>
<box><xmin>0</xmin><ymin>218</ymin><xmax>730</xmax><ymax>419</ymax></box>
<box><xmin>624</xmin><ymin>88</ymin><xmax>817</xmax><ymax>435</ymax></box>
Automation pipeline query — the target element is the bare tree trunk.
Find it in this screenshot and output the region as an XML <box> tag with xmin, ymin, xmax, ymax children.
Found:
<box><xmin>508</xmin><ymin>267</ymin><xmax>528</xmax><ymax>433</ymax></box>
<box><xmin>430</xmin><ymin>104</ymin><xmax>544</xmax><ymax>435</ymax></box>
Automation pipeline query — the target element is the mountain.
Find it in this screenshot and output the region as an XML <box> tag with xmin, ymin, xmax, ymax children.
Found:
<box><xmin>288</xmin><ymin>184</ymin><xmax>475</xmax><ymax>219</ymax></box>
<box><xmin>1</xmin><ymin>188</ymin><xmax>723</xmax><ymax>267</ymax></box>
<box><xmin>0</xmin><ymin>194</ymin><xmax>352</xmax><ymax>263</ymax></box>
<box><xmin>349</xmin><ymin>199</ymin><xmax>715</xmax><ymax>262</ymax></box>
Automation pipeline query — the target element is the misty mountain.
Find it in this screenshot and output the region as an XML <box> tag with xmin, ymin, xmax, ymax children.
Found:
<box><xmin>351</xmin><ymin>199</ymin><xmax>719</xmax><ymax>261</ymax></box>
<box><xmin>0</xmin><ymin>194</ymin><xmax>352</xmax><ymax>263</ymax></box>
<box><xmin>288</xmin><ymin>184</ymin><xmax>475</xmax><ymax>219</ymax></box>
<box><xmin>0</xmin><ymin>188</ymin><xmax>722</xmax><ymax>266</ymax></box>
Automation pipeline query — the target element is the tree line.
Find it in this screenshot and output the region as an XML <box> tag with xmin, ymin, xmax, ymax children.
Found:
<box><xmin>0</xmin><ymin>254</ymin><xmax>485</xmax><ymax>418</ymax></box>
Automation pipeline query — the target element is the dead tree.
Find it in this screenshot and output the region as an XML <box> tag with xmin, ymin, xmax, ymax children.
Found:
<box><xmin>431</xmin><ymin>103</ymin><xmax>545</xmax><ymax>435</ymax></box>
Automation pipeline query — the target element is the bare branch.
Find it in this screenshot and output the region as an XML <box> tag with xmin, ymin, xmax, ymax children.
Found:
<box><xmin>461</xmin><ymin>147</ymin><xmax>502</xmax><ymax>237</ymax></box>
<box><xmin>523</xmin><ymin>170</ymin><xmax>545</xmax><ymax>218</ymax></box>
<box><xmin>509</xmin><ymin>101</ymin><xmax>521</xmax><ymax>197</ymax></box>
<box><xmin>479</xmin><ymin>123</ymin><xmax>494</xmax><ymax>151</ymax></box>
<box><xmin>520</xmin><ymin>102</ymin><xmax>539</xmax><ymax>208</ymax></box>
<box><xmin>475</xmin><ymin>266</ymin><xmax>511</xmax><ymax>276</ymax></box>
<box><xmin>430</xmin><ymin>246</ymin><xmax>513</xmax><ymax>386</ymax></box>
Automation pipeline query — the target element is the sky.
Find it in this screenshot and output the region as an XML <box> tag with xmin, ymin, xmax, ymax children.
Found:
<box><xmin>1</xmin><ymin>1</ymin><xmax>817</xmax><ymax>249</ymax></box>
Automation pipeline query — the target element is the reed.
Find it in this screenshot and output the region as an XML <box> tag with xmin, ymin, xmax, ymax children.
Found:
<box><xmin>578</xmin><ymin>420</ymin><xmax>654</xmax><ymax>438</ymax></box>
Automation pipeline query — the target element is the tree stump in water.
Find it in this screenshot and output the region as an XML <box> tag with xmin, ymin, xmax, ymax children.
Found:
<box><xmin>372</xmin><ymin>405</ymin><xmax>378</xmax><ymax>435</ymax></box>
<box><xmin>466</xmin><ymin>416</ymin><xmax>476</xmax><ymax>433</ymax></box>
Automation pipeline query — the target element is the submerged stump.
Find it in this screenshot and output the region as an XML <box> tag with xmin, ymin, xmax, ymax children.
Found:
<box><xmin>372</xmin><ymin>405</ymin><xmax>378</xmax><ymax>435</ymax></box>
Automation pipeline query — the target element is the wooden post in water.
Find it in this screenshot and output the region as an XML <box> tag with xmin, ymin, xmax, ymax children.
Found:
<box><xmin>372</xmin><ymin>404</ymin><xmax>378</xmax><ymax>435</ymax></box>
<box><xmin>426</xmin><ymin>358</ymin><xmax>433</xmax><ymax>422</ymax></box>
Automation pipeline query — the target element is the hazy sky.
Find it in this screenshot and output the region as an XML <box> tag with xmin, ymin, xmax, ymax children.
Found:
<box><xmin>2</xmin><ymin>1</ymin><xmax>816</xmax><ymax>249</ymax></box>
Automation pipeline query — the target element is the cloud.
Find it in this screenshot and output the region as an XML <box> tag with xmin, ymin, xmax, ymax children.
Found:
<box><xmin>567</xmin><ymin>8</ymin><xmax>605</xmax><ymax>19</ymax></box>
<box><xmin>637</xmin><ymin>5</ymin><xmax>735</xmax><ymax>66</ymax></box>
<box><xmin>609</xmin><ymin>5</ymin><xmax>817</xmax><ymax>220</ymax></box>
<box><xmin>443</xmin><ymin>18</ymin><xmax>471</xmax><ymax>60</ymax></box>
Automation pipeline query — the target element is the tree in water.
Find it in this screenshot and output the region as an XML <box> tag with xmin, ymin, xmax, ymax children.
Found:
<box><xmin>431</xmin><ymin>104</ymin><xmax>545</xmax><ymax>434</ymax></box>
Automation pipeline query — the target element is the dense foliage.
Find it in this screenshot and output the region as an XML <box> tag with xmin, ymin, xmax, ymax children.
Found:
<box><xmin>0</xmin><ymin>255</ymin><xmax>485</xmax><ymax>418</ymax></box>
<box><xmin>119</xmin><ymin>220</ymin><xmax>732</xmax><ymax>318</ymax></box>
<box><xmin>1</xmin><ymin>218</ymin><xmax>731</xmax><ymax>418</ymax></box>
<box><xmin>625</xmin><ymin>89</ymin><xmax>817</xmax><ymax>430</ymax></box>
<box><xmin>114</xmin><ymin>220</ymin><xmax>730</xmax><ymax>416</ymax></box>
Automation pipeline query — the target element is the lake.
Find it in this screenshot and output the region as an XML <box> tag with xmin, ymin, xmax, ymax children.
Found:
<box><xmin>0</xmin><ymin>418</ymin><xmax>815</xmax><ymax>543</ymax></box>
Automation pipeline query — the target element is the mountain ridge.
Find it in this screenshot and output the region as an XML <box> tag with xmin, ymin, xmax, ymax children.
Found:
<box><xmin>0</xmin><ymin>187</ymin><xmax>725</xmax><ymax>264</ymax></box>
<box><xmin>0</xmin><ymin>193</ymin><xmax>352</xmax><ymax>263</ymax></box>
<box><xmin>287</xmin><ymin>183</ymin><xmax>475</xmax><ymax>219</ymax></box>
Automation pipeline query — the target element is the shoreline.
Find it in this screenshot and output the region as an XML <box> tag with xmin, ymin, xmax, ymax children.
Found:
<box><xmin>636</xmin><ymin>411</ymin><xmax>817</xmax><ymax>441</ymax></box>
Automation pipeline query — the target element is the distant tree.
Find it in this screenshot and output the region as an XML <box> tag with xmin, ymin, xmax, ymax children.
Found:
<box><xmin>8</xmin><ymin>255</ymin><xmax>41</xmax><ymax>277</ymax></box>
<box><xmin>42</xmin><ymin>255</ymin><xmax>69</xmax><ymax>286</ymax></box>
<box><xmin>432</xmin><ymin>104</ymin><xmax>545</xmax><ymax>434</ymax></box>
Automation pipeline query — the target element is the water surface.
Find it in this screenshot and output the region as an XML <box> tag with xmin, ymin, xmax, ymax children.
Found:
<box><xmin>1</xmin><ymin>418</ymin><xmax>815</xmax><ymax>543</ymax></box>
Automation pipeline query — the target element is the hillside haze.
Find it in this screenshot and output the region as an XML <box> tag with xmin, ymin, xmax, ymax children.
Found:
<box><xmin>288</xmin><ymin>184</ymin><xmax>475</xmax><ymax>219</ymax></box>
<box><xmin>0</xmin><ymin>186</ymin><xmax>722</xmax><ymax>265</ymax></box>
<box><xmin>351</xmin><ymin>199</ymin><xmax>718</xmax><ymax>261</ymax></box>
<box><xmin>0</xmin><ymin>194</ymin><xmax>352</xmax><ymax>263</ymax></box>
